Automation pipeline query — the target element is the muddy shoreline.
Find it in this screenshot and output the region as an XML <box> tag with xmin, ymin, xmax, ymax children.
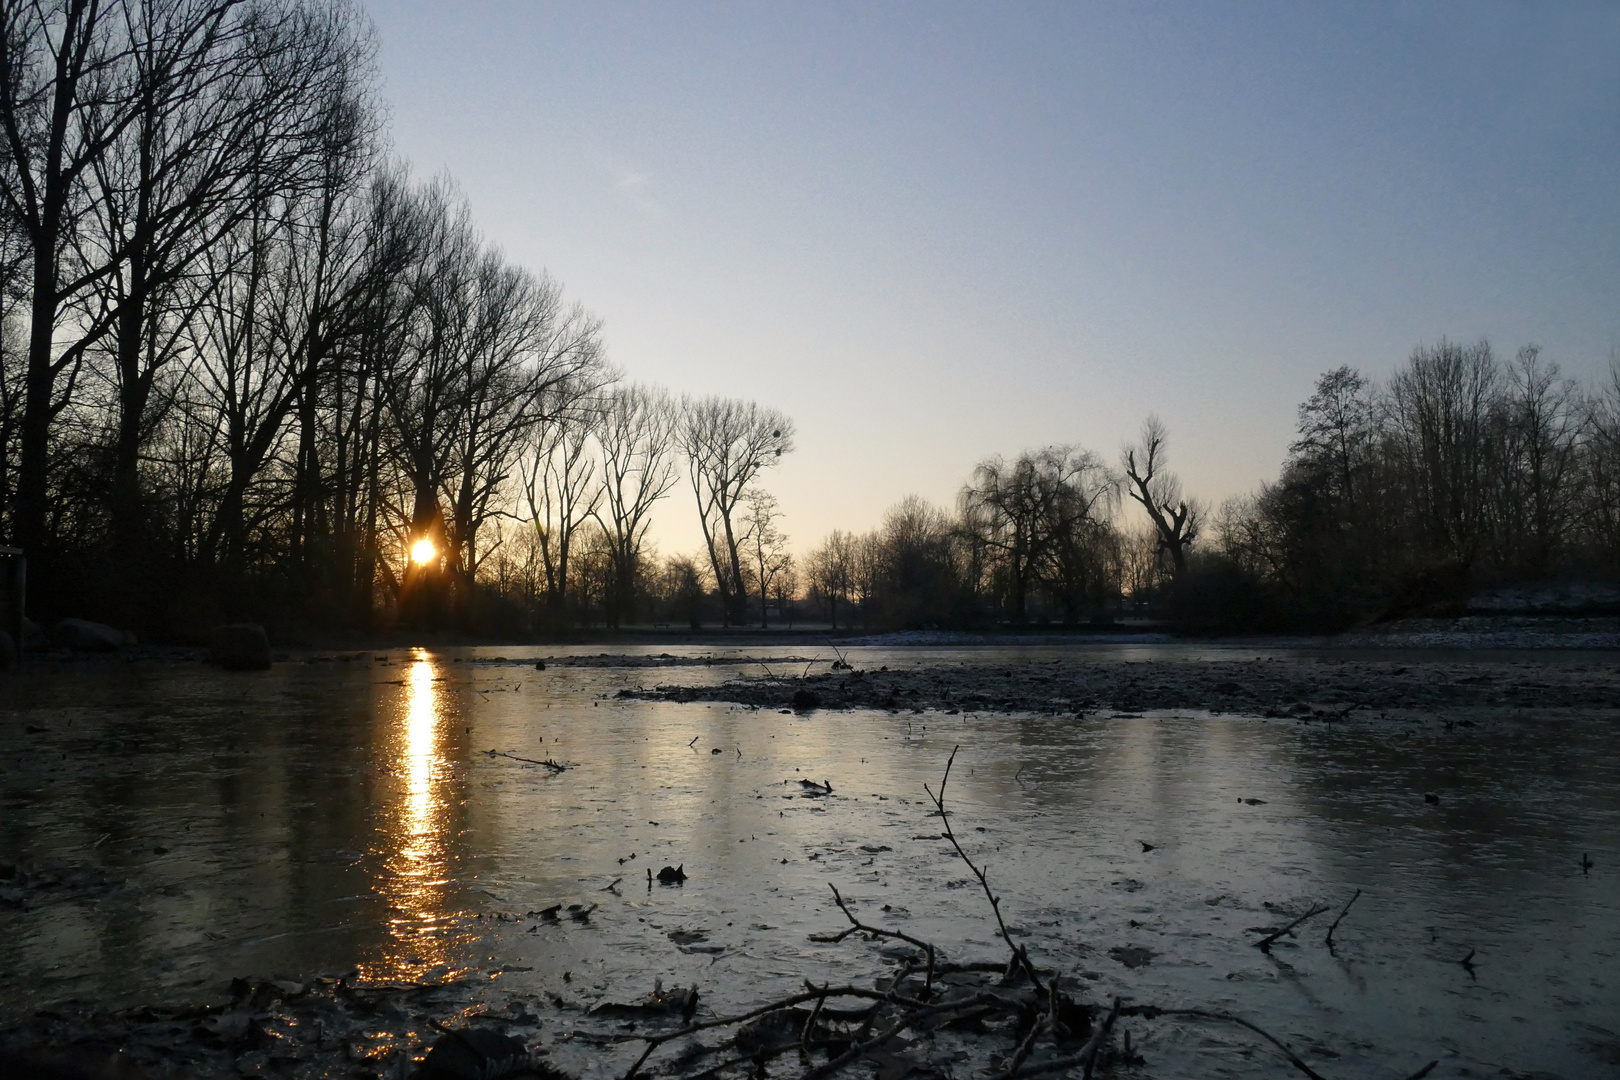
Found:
<box><xmin>621</xmin><ymin>653</ymin><xmax>1620</xmax><ymax>718</ymax></box>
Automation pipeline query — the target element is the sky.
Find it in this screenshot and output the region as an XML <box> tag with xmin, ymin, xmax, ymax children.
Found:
<box><xmin>362</xmin><ymin>1</ymin><xmax>1620</xmax><ymax>558</ymax></box>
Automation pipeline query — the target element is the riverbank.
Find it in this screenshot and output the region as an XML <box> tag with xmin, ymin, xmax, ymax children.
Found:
<box><xmin>622</xmin><ymin>650</ymin><xmax>1620</xmax><ymax>718</ymax></box>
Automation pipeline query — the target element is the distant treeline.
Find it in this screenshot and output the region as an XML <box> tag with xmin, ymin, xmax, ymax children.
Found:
<box><xmin>789</xmin><ymin>340</ymin><xmax>1620</xmax><ymax>634</ymax></box>
<box><xmin>1212</xmin><ymin>340</ymin><xmax>1620</xmax><ymax>628</ymax></box>
<box><xmin>789</xmin><ymin>419</ymin><xmax>1180</xmax><ymax>632</ymax></box>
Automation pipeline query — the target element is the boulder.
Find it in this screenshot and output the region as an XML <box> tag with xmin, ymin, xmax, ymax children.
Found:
<box><xmin>50</xmin><ymin>618</ymin><xmax>125</xmax><ymax>652</ymax></box>
<box><xmin>208</xmin><ymin>623</ymin><xmax>271</xmax><ymax>671</ymax></box>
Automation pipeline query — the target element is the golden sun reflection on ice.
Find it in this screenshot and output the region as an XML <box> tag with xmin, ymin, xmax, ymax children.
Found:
<box><xmin>358</xmin><ymin>650</ymin><xmax>464</xmax><ymax>982</ymax></box>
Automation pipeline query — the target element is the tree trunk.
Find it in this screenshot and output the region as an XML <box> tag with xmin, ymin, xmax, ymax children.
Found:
<box><xmin>14</xmin><ymin>251</ymin><xmax>60</xmax><ymax>556</ymax></box>
<box><xmin>110</xmin><ymin>260</ymin><xmax>152</xmax><ymax>555</ymax></box>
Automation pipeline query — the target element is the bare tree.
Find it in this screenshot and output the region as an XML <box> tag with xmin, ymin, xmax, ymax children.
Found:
<box><xmin>864</xmin><ymin>494</ymin><xmax>964</xmax><ymax>630</ymax></box>
<box><xmin>1291</xmin><ymin>366</ymin><xmax>1376</xmax><ymax>521</ymax></box>
<box><xmin>658</xmin><ymin>551</ymin><xmax>709</xmax><ymax>629</ymax></box>
<box><xmin>1038</xmin><ymin>453</ymin><xmax>1120</xmax><ymax>622</ymax></box>
<box><xmin>807</xmin><ymin>528</ymin><xmax>856</xmax><ymax>629</ymax></box>
<box><xmin>0</xmin><ymin>189</ymin><xmax>31</xmax><ymax>517</ymax></box>
<box><xmin>1387</xmin><ymin>339</ymin><xmax>1498</xmax><ymax>567</ymax></box>
<box><xmin>852</xmin><ymin>529</ymin><xmax>882</xmax><ymax>628</ymax></box>
<box><xmin>772</xmin><ymin>554</ymin><xmax>798</xmax><ymax>628</ymax></box>
<box><xmin>190</xmin><ymin>52</ymin><xmax>388</xmax><ymax>583</ymax></box>
<box><xmin>592</xmin><ymin>383</ymin><xmax>676</xmax><ymax>628</ymax></box>
<box><xmin>1122</xmin><ymin>416</ymin><xmax>1202</xmax><ymax>577</ymax></box>
<box><xmin>376</xmin><ymin>174</ymin><xmax>475</xmax><ymax>619</ymax></box>
<box><xmin>1489</xmin><ymin>346</ymin><xmax>1580</xmax><ymax>573</ymax></box>
<box><xmin>1</xmin><ymin>0</ymin><xmax>147</xmax><ymax>555</ymax></box>
<box><xmin>519</xmin><ymin>393</ymin><xmax>600</xmax><ymax>623</ymax></box>
<box><xmin>740</xmin><ymin>485</ymin><xmax>789</xmax><ymax>628</ymax></box>
<box><xmin>1118</xmin><ymin>523</ymin><xmax>1162</xmax><ymax>616</ymax></box>
<box><xmin>85</xmin><ymin>0</ymin><xmax>368</xmax><ymax>554</ymax></box>
<box><xmin>1584</xmin><ymin>359</ymin><xmax>1620</xmax><ymax>563</ymax></box>
<box><xmin>445</xmin><ymin>254</ymin><xmax>603</xmax><ymax>600</ymax></box>
<box><xmin>677</xmin><ymin>394</ymin><xmax>793</xmax><ymax>626</ymax></box>
<box><xmin>566</xmin><ymin>521</ymin><xmax>612</xmax><ymax>627</ymax></box>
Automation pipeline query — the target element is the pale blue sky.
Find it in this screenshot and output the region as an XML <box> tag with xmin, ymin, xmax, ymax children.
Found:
<box><xmin>365</xmin><ymin>1</ymin><xmax>1620</xmax><ymax>556</ymax></box>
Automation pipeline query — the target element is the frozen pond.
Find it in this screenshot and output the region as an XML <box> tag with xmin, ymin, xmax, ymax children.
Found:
<box><xmin>2</xmin><ymin>644</ymin><xmax>1617</xmax><ymax>1078</ymax></box>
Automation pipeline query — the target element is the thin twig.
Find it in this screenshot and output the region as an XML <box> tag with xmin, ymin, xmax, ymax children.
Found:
<box><xmin>1081</xmin><ymin>996</ymin><xmax>1121</xmax><ymax>1080</ymax></box>
<box><xmin>1118</xmin><ymin>1006</ymin><xmax>1326</xmax><ymax>1080</ymax></box>
<box><xmin>489</xmin><ymin>750</ymin><xmax>567</xmax><ymax>772</ymax></box>
<box><xmin>925</xmin><ymin>746</ymin><xmax>1044</xmax><ymax>992</ymax></box>
<box><xmin>1325</xmin><ymin>889</ymin><xmax>1361</xmax><ymax>948</ymax></box>
<box><xmin>1253</xmin><ymin>904</ymin><xmax>1331</xmax><ymax>950</ymax></box>
<box><xmin>811</xmin><ymin>883</ymin><xmax>940</xmax><ymax>961</ymax></box>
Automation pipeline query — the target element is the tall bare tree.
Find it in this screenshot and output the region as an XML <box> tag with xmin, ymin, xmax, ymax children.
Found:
<box><xmin>0</xmin><ymin>188</ymin><xmax>30</xmax><ymax>513</ymax></box>
<box><xmin>592</xmin><ymin>383</ymin><xmax>676</xmax><ymax>628</ymax></box>
<box><xmin>519</xmin><ymin>396</ymin><xmax>599</xmax><ymax>622</ymax></box>
<box><xmin>807</xmin><ymin>528</ymin><xmax>856</xmax><ymax>629</ymax></box>
<box><xmin>1489</xmin><ymin>346</ymin><xmax>1580</xmax><ymax>574</ymax></box>
<box><xmin>677</xmin><ymin>394</ymin><xmax>793</xmax><ymax>625</ymax></box>
<box><xmin>186</xmin><ymin>14</ymin><xmax>385</xmax><ymax>585</ymax></box>
<box><xmin>740</xmin><ymin>485</ymin><xmax>788</xmax><ymax>628</ymax></box>
<box><xmin>445</xmin><ymin>254</ymin><xmax>603</xmax><ymax>602</ymax></box>
<box><xmin>1122</xmin><ymin>416</ymin><xmax>1201</xmax><ymax>577</ymax></box>
<box><xmin>1387</xmin><ymin>338</ymin><xmax>1497</xmax><ymax>567</ymax></box>
<box><xmin>1</xmin><ymin>0</ymin><xmax>146</xmax><ymax>556</ymax></box>
<box><xmin>86</xmin><ymin>0</ymin><xmax>365</xmax><ymax>554</ymax></box>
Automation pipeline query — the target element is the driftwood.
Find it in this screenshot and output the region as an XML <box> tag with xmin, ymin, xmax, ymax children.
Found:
<box><xmin>487</xmin><ymin>749</ymin><xmax>568</xmax><ymax>772</ymax></box>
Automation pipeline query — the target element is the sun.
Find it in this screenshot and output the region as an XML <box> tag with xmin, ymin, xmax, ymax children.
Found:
<box><xmin>410</xmin><ymin>539</ymin><xmax>437</xmax><ymax>566</ymax></box>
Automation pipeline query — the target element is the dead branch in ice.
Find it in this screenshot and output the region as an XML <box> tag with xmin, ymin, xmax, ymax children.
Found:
<box><xmin>1253</xmin><ymin>903</ymin><xmax>1332</xmax><ymax>950</ymax></box>
<box><xmin>1325</xmin><ymin>888</ymin><xmax>1361</xmax><ymax>949</ymax></box>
